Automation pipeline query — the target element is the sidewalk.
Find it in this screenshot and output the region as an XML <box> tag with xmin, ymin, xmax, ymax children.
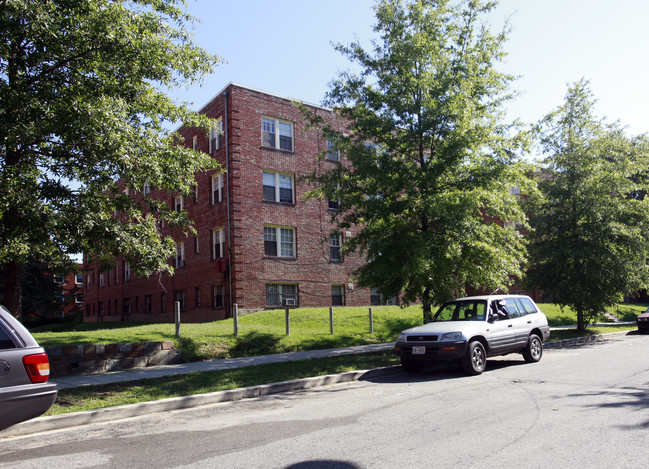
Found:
<box><xmin>51</xmin><ymin>342</ymin><xmax>396</xmax><ymax>389</ymax></box>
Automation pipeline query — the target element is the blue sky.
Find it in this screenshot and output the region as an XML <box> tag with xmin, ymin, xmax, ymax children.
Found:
<box><xmin>173</xmin><ymin>0</ymin><xmax>649</xmax><ymax>136</ymax></box>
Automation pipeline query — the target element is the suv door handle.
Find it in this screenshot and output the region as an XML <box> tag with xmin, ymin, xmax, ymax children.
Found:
<box><xmin>508</xmin><ymin>324</ymin><xmax>513</xmax><ymax>327</ymax></box>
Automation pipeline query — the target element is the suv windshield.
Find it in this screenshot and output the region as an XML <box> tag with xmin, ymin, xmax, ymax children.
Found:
<box><xmin>433</xmin><ymin>300</ymin><xmax>487</xmax><ymax>322</ymax></box>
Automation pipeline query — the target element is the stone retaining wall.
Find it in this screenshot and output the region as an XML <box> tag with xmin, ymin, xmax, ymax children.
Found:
<box><xmin>46</xmin><ymin>341</ymin><xmax>182</xmax><ymax>377</ymax></box>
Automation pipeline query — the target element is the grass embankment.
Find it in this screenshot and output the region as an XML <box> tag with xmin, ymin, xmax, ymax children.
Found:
<box><xmin>33</xmin><ymin>303</ymin><xmax>643</xmax><ymax>417</ymax></box>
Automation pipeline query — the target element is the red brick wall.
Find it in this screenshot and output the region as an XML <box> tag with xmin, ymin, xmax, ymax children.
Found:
<box><xmin>84</xmin><ymin>84</ymin><xmax>370</xmax><ymax>323</ymax></box>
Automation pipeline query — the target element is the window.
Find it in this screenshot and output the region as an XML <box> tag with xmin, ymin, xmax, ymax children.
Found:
<box><xmin>98</xmin><ymin>302</ymin><xmax>104</xmax><ymax>316</ymax></box>
<box><xmin>75</xmin><ymin>292</ymin><xmax>83</xmax><ymax>304</ymax></box>
<box><xmin>211</xmin><ymin>173</ymin><xmax>224</xmax><ymax>204</ymax></box>
<box><xmin>75</xmin><ymin>273</ymin><xmax>83</xmax><ymax>284</ymax></box>
<box><xmin>123</xmin><ymin>298</ymin><xmax>131</xmax><ymax>314</ymax></box>
<box><xmin>124</xmin><ymin>261</ymin><xmax>131</xmax><ymax>281</ymax></box>
<box><xmin>212</xmin><ymin>227</ymin><xmax>225</xmax><ymax>259</ymax></box>
<box><xmin>371</xmin><ymin>288</ymin><xmax>386</xmax><ymax>305</ymax></box>
<box><xmin>194</xmin><ymin>235</ymin><xmax>199</xmax><ymax>254</ymax></box>
<box><xmin>99</xmin><ymin>273</ymin><xmax>104</xmax><ymax>288</ymax></box>
<box><xmin>174</xmin><ymin>290</ymin><xmax>186</xmax><ymax>312</ymax></box>
<box><xmin>266</xmin><ymin>284</ymin><xmax>297</xmax><ymax>307</ymax></box>
<box><xmin>264</xmin><ymin>226</ymin><xmax>295</xmax><ymax>258</ymax></box>
<box><xmin>143</xmin><ymin>182</ymin><xmax>151</xmax><ymax>195</ymax></box>
<box><xmin>176</xmin><ymin>242</ymin><xmax>185</xmax><ymax>268</ymax></box>
<box><xmin>331</xmin><ymin>285</ymin><xmax>344</xmax><ymax>306</ymax></box>
<box><xmin>328</xmin><ymin>183</ymin><xmax>340</xmax><ymax>210</ymax></box>
<box><xmin>114</xmin><ymin>265</ymin><xmax>119</xmax><ymax>284</ymax></box>
<box><xmin>195</xmin><ymin>287</ymin><xmax>201</xmax><ymax>307</ymax></box>
<box><xmin>326</xmin><ymin>139</ymin><xmax>340</xmax><ymax>161</ymax></box>
<box><xmin>262</xmin><ymin>117</ymin><xmax>293</xmax><ymax>151</ymax></box>
<box><xmin>192</xmin><ymin>134</ymin><xmax>198</xmax><ymax>151</ymax></box>
<box><xmin>213</xmin><ymin>285</ymin><xmax>225</xmax><ymax>308</ymax></box>
<box><xmin>174</xmin><ymin>195</ymin><xmax>183</xmax><ymax>212</ymax></box>
<box><xmin>209</xmin><ymin>118</ymin><xmax>224</xmax><ymax>153</ymax></box>
<box><xmin>263</xmin><ymin>171</ymin><xmax>294</xmax><ymax>203</ymax></box>
<box><xmin>145</xmin><ymin>295</ymin><xmax>152</xmax><ymax>313</ymax></box>
<box><xmin>329</xmin><ymin>233</ymin><xmax>342</xmax><ymax>262</ymax></box>
<box><xmin>160</xmin><ymin>292</ymin><xmax>166</xmax><ymax>313</ymax></box>
<box><xmin>134</xmin><ymin>296</ymin><xmax>139</xmax><ymax>312</ymax></box>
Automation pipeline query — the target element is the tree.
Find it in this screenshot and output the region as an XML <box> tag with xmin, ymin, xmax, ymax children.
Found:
<box><xmin>0</xmin><ymin>0</ymin><xmax>221</xmax><ymax>319</ymax></box>
<box><xmin>308</xmin><ymin>0</ymin><xmax>530</xmax><ymax>322</ymax></box>
<box><xmin>525</xmin><ymin>79</ymin><xmax>649</xmax><ymax>331</ymax></box>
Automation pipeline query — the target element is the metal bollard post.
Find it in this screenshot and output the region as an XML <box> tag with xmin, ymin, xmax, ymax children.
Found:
<box><xmin>285</xmin><ymin>306</ymin><xmax>290</xmax><ymax>336</ymax></box>
<box><xmin>369</xmin><ymin>307</ymin><xmax>374</xmax><ymax>333</ymax></box>
<box><xmin>175</xmin><ymin>301</ymin><xmax>181</xmax><ymax>338</ymax></box>
<box><xmin>233</xmin><ymin>303</ymin><xmax>239</xmax><ymax>337</ymax></box>
<box><xmin>329</xmin><ymin>307</ymin><xmax>334</xmax><ymax>335</ymax></box>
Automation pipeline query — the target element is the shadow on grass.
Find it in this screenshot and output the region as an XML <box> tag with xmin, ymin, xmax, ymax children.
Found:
<box><xmin>229</xmin><ymin>331</ymin><xmax>283</xmax><ymax>357</ymax></box>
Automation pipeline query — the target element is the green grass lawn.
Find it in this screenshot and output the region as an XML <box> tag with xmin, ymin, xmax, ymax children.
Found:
<box><xmin>31</xmin><ymin>303</ymin><xmax>643</xmax><ymax>362</ymax></box>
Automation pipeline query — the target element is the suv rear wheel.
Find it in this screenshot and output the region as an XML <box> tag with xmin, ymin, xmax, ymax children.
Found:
<box><xmin>462</xmin><ymin>340</ymin><xmax>486</xmax><ymax>375</ymax></box>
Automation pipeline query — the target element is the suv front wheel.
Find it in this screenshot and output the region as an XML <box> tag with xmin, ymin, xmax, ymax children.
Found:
<box><xmin>462</xmin><ymin>340</ymin><xmax>486</xmax><ymax>375</ymax></box>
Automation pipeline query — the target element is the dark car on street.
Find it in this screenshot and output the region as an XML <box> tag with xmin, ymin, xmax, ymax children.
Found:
<box><xmin>637</xmin><ymin>308</ymin><xmax>649</xmax><ymax>333</ymax></box>
<box><xmin>0</xmin><ymin>305</ymin><xmax>57</xmax><ymax>430</ymax></box>
<box><xmin>395</xmin><ymin>294</ymin><xmax>550</xmax><ymax>375</ymax></box>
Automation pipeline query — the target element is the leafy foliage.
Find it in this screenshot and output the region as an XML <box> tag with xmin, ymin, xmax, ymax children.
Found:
<box><xmin>0</xmin><ymin>0</ymin><xmax>221</xmax><ymax>317</ymax></box>
<box><xmin>525</xmin><ymin>79</ymin><xmax>649</xmax><ymax>331</ymax></box>
<box><xmin>307</xmin><ymin>0</ymin><xmax>530</xmax><ymax>320</ymax></box>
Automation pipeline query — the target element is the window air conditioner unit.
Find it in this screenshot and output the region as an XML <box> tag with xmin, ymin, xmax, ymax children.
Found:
<box><xmin>284</xmin><ymin>298</ymin><xmax>296</xmax><ymax>306</ymax></box>
<box><xmin>345</xmin><ymin>231</ymin><xmax>352</xmax><ymax>238</ymax></box>
<box><xmin>347</xmin><ymin>283</ymin><xmax>354</xmax><ymax>291</ymax></box>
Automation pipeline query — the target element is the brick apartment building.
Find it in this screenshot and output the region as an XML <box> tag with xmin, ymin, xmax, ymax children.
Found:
<box><xmin>82</xmin><ymin>83</ymin><xmax>382</xmax><ymax>323</ymax></box>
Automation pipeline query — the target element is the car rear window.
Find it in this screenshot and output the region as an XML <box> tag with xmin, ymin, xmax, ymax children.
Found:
<box><xmin>518</xmin><ymin>298</ymin><xmax>538</xmax><ymax>315</ymax></box>
<box><xmin>0</xmin><ymin>325</ymin><xmax>17</xmax><ymax>349</ymax></box>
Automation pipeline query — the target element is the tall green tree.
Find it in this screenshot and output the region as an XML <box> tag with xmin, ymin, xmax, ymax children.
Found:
<box><xmin>0</xmin><ymin>0</ymin><xmax>221</xmax><ymax>319</ymax></box>
<box><xmin>309</xmin><ymin>0</ymin><xmax>530</xmax><ymax>321</ymax></box>
<box><xmin>526</xmin><ymin>79</ymin><xmax>649</xmax><ymax>331</ymax></box>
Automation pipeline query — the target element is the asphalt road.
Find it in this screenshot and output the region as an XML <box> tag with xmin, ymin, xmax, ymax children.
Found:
<box><xmin>1</xmin><ymin>333</ymin><xmax>648</xmax><ymax>468</ymax></box>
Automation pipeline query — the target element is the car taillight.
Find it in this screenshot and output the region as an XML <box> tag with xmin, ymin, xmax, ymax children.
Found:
<box><xmin>22</xmin><ymin>353</ymin><xmax>51</xmax><ymax>383</ymax></box>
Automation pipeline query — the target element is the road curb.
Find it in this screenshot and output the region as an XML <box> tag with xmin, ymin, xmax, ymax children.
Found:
<box><xmin>0</xmin><ymin>366</ymin><xmax>400</xmax><ymax>438</ymax></box>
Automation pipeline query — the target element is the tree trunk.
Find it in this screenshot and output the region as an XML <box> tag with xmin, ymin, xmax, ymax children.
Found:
<box><xmin>422</xmin><ymin>287</ymin><xmax>433</xmax><ymax>323</ymax></box>
<box><xmin>2</xmin><ymin>261</ymin><xmax>22</xmax><ymax>321</ymax></box>
<box><xmin>576</xmin><ymin>308</ymin><xmax>586</xmax><ymax>332</ymax></box>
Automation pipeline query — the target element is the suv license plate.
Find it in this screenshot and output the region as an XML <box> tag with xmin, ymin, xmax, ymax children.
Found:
<box><xmin>412</xmin><ymin>346</ymin><xmax>426</xmax><ymax>355</ymax></box>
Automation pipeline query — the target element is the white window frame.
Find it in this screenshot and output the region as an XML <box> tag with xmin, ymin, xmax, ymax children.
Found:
<box><xmin>262</xmin><ymin>117</ymin><xmax>293</xmax><ymax>151</ymax></box>
<box><xmin>212</xmin><ymin>227</ymin><xmax>225</xmax><ymax>260</ymax></box>
<box><xmin>176</xmin><ymin>242</ymin><xmax>185</xmax><ymax>268</ymax></box>
<box><xmin>99</xmin><ymin>272</ymin><xmax>104</xmax><ymax>288</ymax></box>
<box><xmin>213</xmin><ymin>284</ymin><xmax>225</xmax><ymax>308</ymax></box>
<box><xmin>326</xmin><ymin>139</ymin><xmax>340</xmax><ymax>161</ymax></box>
<box><xmin>329</xmin><ymin>233</ymin><xmax>342</xmax><ymax>262</ymax></box>
<box><xmin>331</xmin><ymin>285</ymin><xmax>345</xmax><ymax>306</ymax></box>
<box><xmin>263</xmin><ymin>171</ymin><xmax>294</xmax><ymax>204</ymax></box>
<box><xmin>264</xmin><ymin>225</ymin><xmax>295</xmax><ymax>258</ymax></box>
<box><xmin>211</xmin><ymin>173</ymin><xmax>224</xmax><ymax>204</ymax></box>
<box><xmin>192</xmin><ymin>134</ymin><xmax>198</xmax><ymax>151</ymax></box>
<box><xmin>265</xmin><ymin>283</ymin><xmax>298</xmax><ymax>307</ymax></box>
<box><xmin>209</xmin><ymin>117</ymin><xmax>224</xmax><ymax>153</ymax></box>
<box><xmin>143</xmin><ymin>182</ymin><xmax>151</xmax><ymax>195</ymax></box>
<box><xmin>75</xmin><ymin>273</ymin><xmax>83</xmax><ymax>284</ymax></box>
<box><xmin>124</xmin><ymin>261</ymin><xmax>131</xmax><ymax>281</ymax></box>
<box><xmin>174</xmin><ymin>195</ymin><xmax>183</xmax><ymax>212</ymax></box>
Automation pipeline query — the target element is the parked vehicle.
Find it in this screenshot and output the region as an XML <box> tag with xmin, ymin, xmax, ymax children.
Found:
<box><xmin>0</xmin><ymin>305</ymin><xmax>57</xmax><ymax>430</ymax></box>
<box><xmin>637</xmin><ymin>308</ymin><xmax>649</xmax><ymax>333</ymax></box>
<box><xmin>395</xmin><ymin>295</ymin><xmax>551</xmax><ymax>375</ymax></box>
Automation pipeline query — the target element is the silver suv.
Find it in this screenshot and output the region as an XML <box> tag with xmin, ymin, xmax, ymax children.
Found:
<box><xmin>395</xmin><ymin>295</ymin><xmax>550</xmax><ymax>375</ymax></box>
